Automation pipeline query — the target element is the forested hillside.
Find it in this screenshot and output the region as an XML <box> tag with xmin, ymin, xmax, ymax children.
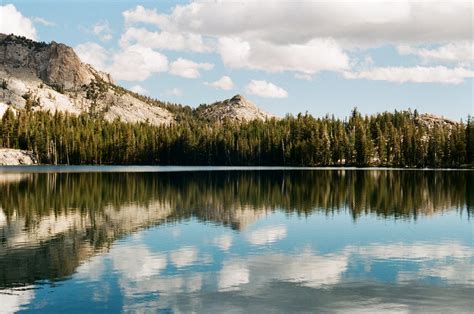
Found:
<box><xmin>1</xmin><ymin>107</ymin><xmax>472</xmax><ymax>167</ymax></box>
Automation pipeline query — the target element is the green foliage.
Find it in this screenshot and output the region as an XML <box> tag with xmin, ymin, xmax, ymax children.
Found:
<box><xmin>0</xmin><ymin>34</ymin><xmax>48</xmax><ymax>50</ymax></box>
<box><xmin>0</xmin><ymin>108</ymin><xmax>470</xmax><ymax>167</ymax></box>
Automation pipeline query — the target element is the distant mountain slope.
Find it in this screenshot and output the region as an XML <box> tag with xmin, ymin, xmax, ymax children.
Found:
<box><xmin>196</xmin><ymin>94</ymin><xmax>275</xmax><ymax>122</ymax></box>
<box><xmin>0</xmin><ymin>34</ymin><xmax>173</xmax><ymax>125</ymax></box>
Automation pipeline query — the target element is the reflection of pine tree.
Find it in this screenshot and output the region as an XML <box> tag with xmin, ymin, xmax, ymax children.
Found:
<box><xmin>0</xmin><ymin>171</ymin><xmax>469</xmax><ymax>224</ymax></box>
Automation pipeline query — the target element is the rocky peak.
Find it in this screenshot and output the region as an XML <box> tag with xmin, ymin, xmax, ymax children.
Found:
<box><xmin>0</xmin><ymin>33</ymin><xmax>113</xmax><ymax>91</ymax></box>
<box><xmin>0</xmin><ymin>34</ymin><xmax>173</xmax><ymax>126</ymax></box>
<box><xmin>416</xmin><ymin>113</ymin><xmax>458</xmax><ymax>129</ymax></box>
<box><xmin>198</xmin><ymin>94</ymin><xmax>275</xmax><ymax>122</ymax></box>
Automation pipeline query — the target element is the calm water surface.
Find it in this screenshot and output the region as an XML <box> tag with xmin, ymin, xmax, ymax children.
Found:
<box><xmin>0</xmin><ymin>168</ymin><xmax>472</xmax><ymax>313</ymax></box>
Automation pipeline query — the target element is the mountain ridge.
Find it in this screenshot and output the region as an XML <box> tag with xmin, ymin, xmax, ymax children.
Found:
<box><xmin>0</xmin><ymin>34</ymin><xmax>173</xmax><ymax>125</ymax></box>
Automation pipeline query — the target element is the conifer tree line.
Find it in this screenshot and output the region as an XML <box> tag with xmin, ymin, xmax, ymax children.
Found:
<box><xmin>1</xmin><ymin>106</ymin><xmax>473</xmax><ymax>167</ymax></box>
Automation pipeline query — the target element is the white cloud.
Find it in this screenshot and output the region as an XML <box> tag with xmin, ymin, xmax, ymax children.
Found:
<box><xmin>344</xmin><ymin>66</ymin><xmax>474</xmax><ymax>84</ymax></box>
<box><xmin>123</xmin><ymin>5</ymin><xmax>165</xmax><ymax>27</ymax></box>
<box><xmin>205</xmin><ymin>76</ymin><xmax>234</xmax><ymax>90</ymax></box>
<box><xmin>169</xmin><ymin>58</ymin><xmax>213</xmax><ymax>79</ymax></box>
<box><xmin>0</xmin><ymin>4</ymin><xmax>37</xmax><ymax>39</ymax></box>
<box><xmin>119</xmin><ymin>27</ymin><xmax>210</xmax><ymax>53</ymax></box>
<box><xmin>118</xmin><ymin>1</ymin><xmax>473</xmax><ymax>82</ymax></box>
<box><xmin>246</xmin><ymin>225</ymin><xmax>287</xmax><ymax>245</ymax></box>
<box><xmin>149</xmin><ymin>1</ymin><xmax>472</xmax><ymax>46</ymax></box>
<box><xmin>129</xmin><ymin>85</ymin><xmax>148</xmax><ymax>95</ymax></box>
<box><xmin>109</xmin><ymin>45</ymin><xmax>168</xmax><ymax>81</ymax></box>
<box><xmin>33</xmin><ymin>17</ymin><xmax>55</xmax><ymax>27</ymax></box>
<box><xmin>398</xmin><ymin>42</ymin><xmax>474</xmax><ymax>64</ymax></box>
<box><xmin>218</xmin><ymin>37</ymin><xmax>349</xmax><ymax>74</ymax></box>
<box><xmin>74</xmin><ymin>42</ymin><xmax>108</xmax><ymax>69</ymax></box>
<box><xmin>75</xmin><ymin>43</ymin><xmax>168</xmax><ymax>81</ymax></box>
<box><xmin>245</xmin><ymin>80</ymin><xmax>288</xmax><ymax>98</ymax></box>
<box><xmin>92</xmin><ymin>20</ymin><xmax>112</xmax><ymax>42</ymax></box>
<box><xmin>166</xmin><ymin>87</ymin><xmax>183</xmax><ymax>97</ymax></box>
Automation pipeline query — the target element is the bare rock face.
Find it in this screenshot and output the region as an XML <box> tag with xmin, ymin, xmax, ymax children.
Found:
<box><xmin>0</xmin><ymin>34</ymin><xmax>173</xmax><ymax>126</ymax></box>
<box><xmin>416</xmin><ymin>113</ymin><xmax>458</xmax><ymax>129</ymax></box>
<box><xmin>0</xmin><ymin>149</ymin><xmax>37</xmax><ymax>165</ymax></box>
<box><xmin>198</xmin><ymin>94</ymin><xmax>275</xmax><ymax>122</ymax></box>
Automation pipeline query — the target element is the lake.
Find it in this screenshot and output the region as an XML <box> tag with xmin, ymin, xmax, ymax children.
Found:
<box><xmin>0</xmin><ymin>168</ymin><xmax>472</xmax><ymax>313</ymax></box>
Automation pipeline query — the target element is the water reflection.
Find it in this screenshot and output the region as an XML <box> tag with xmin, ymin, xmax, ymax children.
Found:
<box><xmin>0</xmin><ymin>169</ymin><xmax>472</xmax><ymax>312</ymax></box>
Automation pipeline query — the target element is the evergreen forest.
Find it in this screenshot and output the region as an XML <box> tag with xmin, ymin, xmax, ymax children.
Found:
<box><xmin>1</xmin><ymin>106</ymin><xmax>473</xmax><ymax>167</ymax></box>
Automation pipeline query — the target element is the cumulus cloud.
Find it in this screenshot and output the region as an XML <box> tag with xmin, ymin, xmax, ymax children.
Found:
<box><xmin>123</xmin><ymin>5</ymin><xmax>165</xmax><ymax>27</ymax></box>
<box><xmin>218</xmin><ymin>37</ymin><xmax>349</xmax><ymax>74</ymax></box>
<box><xmin>117</xmin><ymin>1</ymin><xmax>472</xmax><ymax>84</ymax></box>
<box><xmin>145</xmin><ymin>1</ymin><xmax>472</xmax><ymax>46</ymax></box>
<box><xmin>245</xmin><ymin>80</ymin><xmax>288</xmax><ymax>98</ymax></box>
<box><xmin>119</xmin><ymin>27</ymin><xmax>210</xmax><ymax>53</ymax></box>
<box><xmin>0</xmin><ymin>4</ymin><xmax>37</xmax><ymax>39</ymax></box>
<box><xmin>169</xmin><ymin>58</ymin><xmax>213</xmax><ymax>79</ymax></box>
<box><xmin>74</xmin><ymin>42</ymin><xmax>109</xmax><ymax>69</ymax></box>
<box><xmin>344</xmin><ymin>66</ymin><xmax>474</xmax><ymax>84</ymax></box>
<box><xmin>92</xmin><ymin>20</ymin><xmax>112</xmax><ymax>42</ymax></box>
<box><xmin>110</xmin><ymin>45</ymin><xmax>168</xmax><ymax>81</ymax></box>
<box><xmin>205</xmin><ymin>76</ymin><xmax>234</xmax><ymax>90</ymax></box>
<box><xmin>75</xmin><ymin>43</ymin><xmax>168</xmax><ymax>81</ymax></box>
<box><xmin>129</xmin><ymin>85</ymin><xmax>148</xmax><ymax>95</ymax></box>
<box><xmin>398</xmin><ymin>42</ymin><xmax>474</xmax><ymax>64</ymax></box>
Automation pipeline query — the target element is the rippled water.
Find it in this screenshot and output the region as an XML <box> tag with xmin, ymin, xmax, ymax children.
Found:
<box><xmin>0</xmin><ymin>168</ymin><xmax>472</xmax><ymax>313</ymax></box>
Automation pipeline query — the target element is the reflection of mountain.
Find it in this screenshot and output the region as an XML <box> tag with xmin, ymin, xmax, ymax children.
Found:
<box><xmin>0</xmin><ymin>170</ymin><xmax>471</xmax><ymax>288</ymax></box>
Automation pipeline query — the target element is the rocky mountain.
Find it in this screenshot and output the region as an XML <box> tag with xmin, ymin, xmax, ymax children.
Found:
<box><xmin>0</xmin><ymin>34</ymin><xmax>173</xmax><ymax>125</ymax></box>
<box><xmin>197</xmin><ymin>94</ymin><xmax>275</xmax><ymax>122</ymax></box>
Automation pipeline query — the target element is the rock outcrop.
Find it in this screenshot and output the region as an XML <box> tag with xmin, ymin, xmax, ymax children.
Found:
<box><xmin>197</xmin><ymin>94</ymin><xmax>275</xmax><ymax>122</ymax></box>
<box><xmin>0</xmin><ymin>34</ymin><xmax>173</xmax><ymax>126</ymax></box>
<box><xmin>416</xmin><ymin>113</ymin><xmax>458</xmax><ymax>129</ymax></box>
<box><xmin>0</xmin><ymin>149</ymin><xmax>37</xmax><ymax>165</ymax></box>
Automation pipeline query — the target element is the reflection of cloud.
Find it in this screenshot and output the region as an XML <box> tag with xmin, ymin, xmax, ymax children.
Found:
<box><xmin>340</xmin><ymin>302</ymin><xmax>409</xmax><ymax>314</ymax></box>
<box><xmin>112</xmin><ymin>245</ymin><xmax>167</xmax><ymax>280</ymax></box>
<box><xmin>218</xmin><ymin>248</ymin><xmax>348</xmax><ymax>291</ymax></box>
<box><xmin>170</xmin><ymin>246</ymin><xmax>198</xmax><ymax>268</ymax></box>
<box><xmin>218</xmin><ymin>262</ymin><xmax>249</xmax><ymax>291</ymax></box>
<box><xmin>76</xmin><ymin>255</ymin><xmax>106</xmax><ymax>282</ymax></box>
<box><xmin>349</xmin><ymin>242</ymin><xmax>473</xmax><ymax>260</ymax></box>
<box><xmin>399</xmin><ymin>262</ymin><xmax>474</xmax><ymax>285</ymax></box>
<box><xmin>246</xmin><ymin>225</ymin><xmax>287</xmax><ymax>245</ymax></box>
<box><xmin>246</xmin><ymin>249</ymin><xmax>348</xmax><ymax>288</ymax></box>
<box><xmin>214</xmin><ymin>234</ymin><xmax>233</xmax><ymax>251</ymax></box>
<box><xmin>270</xmin><ymin>251</ymin><xmax>348</xmax><ymax>288</ymax></box>
<box><xmin>0</xmin><ymin>287</ymin><xmax>35</xmax><ymax>313</ymax></box>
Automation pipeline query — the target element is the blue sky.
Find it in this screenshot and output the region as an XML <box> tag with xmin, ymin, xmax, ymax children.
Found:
<box><xmin>1</xmin><ymin>0</ymin><xmax>473</xmax><ymax>120</ymax></box>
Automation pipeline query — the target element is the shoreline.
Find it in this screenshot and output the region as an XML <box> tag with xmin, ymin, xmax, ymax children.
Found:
<box><xmin>0</xmin><ymin>165</ymin><xmax>472</xmax><ymax>173</ymax></box>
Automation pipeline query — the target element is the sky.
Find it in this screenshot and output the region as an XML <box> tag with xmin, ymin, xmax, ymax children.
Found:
<box><xmin>0</xmin><ymin>0</ymin><xmax>473</xmax><ymax>120</ymax></box>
